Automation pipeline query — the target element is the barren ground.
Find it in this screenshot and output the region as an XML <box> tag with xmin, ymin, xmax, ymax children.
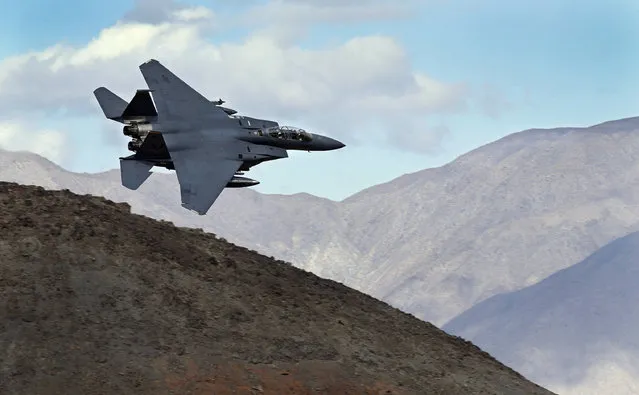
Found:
<box><xmin>0</xmin><ymin>182</ymin><xmax>553</xmax><ymax>394</ymax></box>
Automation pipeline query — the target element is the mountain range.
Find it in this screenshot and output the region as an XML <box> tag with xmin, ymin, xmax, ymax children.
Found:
<box><xmin>444</xmin><ymin>230</ymin><xmax>639</xmax><ymax>395</ymax></box>
<box><xmin>3</xmin><ymin>117</ymin><xmax>639</xmax><ymax>328</ymax></box>
<box><xmin>3</xmin><ymin>116</ymin><xmax>639</xmax><ymax>393</ymax></box>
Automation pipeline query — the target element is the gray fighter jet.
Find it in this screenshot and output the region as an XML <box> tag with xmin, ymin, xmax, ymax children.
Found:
<box><xmin>93</xmin><ymin>59</ymin><xmax>345</xmax><ymax>215</ymax></box>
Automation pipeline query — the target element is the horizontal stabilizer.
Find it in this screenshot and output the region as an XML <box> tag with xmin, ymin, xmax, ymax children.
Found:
<box><xmin>120</xmin><ymin>159</ymin><xmax>153</xmax><ymax>190</ymax></box>
<box><xmin>94</xmin><ymin>87</ymin><xmax>127</xmax><ymax>120</ymax></box>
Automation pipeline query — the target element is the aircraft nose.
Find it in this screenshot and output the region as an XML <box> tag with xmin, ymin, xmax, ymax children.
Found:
<box><xmin>324</xmin><ymin>136</ymin><xmax>345</xmax><ymax>150</ymax></box>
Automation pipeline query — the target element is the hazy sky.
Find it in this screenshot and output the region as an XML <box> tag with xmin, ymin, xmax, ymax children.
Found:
<box><xmin>0</xmin><ymin>0</ymin><xmax>637</xmax><ymax>200</ymax></box>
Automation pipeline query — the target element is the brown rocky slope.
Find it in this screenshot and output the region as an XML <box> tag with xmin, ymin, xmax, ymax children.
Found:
<box><xmin>0</xmin><ymin>182</ymin><xmax>553</xmax><ymax>395</ymax></box>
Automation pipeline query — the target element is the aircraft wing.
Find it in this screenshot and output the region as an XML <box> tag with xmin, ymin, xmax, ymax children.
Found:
<box><xmin>172</xmin><ymin>148</ymin><xmax>242</xmax><ymax>215</ymax></box>
<box><xmin>138</xmin><ymin>59</ymin><xmax>229</xmax><ymax>119</ymax></box>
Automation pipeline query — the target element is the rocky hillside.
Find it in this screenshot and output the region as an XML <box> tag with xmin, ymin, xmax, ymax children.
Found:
<box><xmin>444</xmin><ymin>231</ymin><xmax>639</xmax><ymax>395</ymax></box>
<box><xmin>0</xmin><ymin>182</ymin><xmax>553</xmax><ymax>395</ymax></box>
<box><xmin>3</xmin><ymin>117</ymin><xmax>639</xmax><ymax>326</ymax></box>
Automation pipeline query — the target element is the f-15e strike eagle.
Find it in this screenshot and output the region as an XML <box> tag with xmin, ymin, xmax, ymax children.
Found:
<box><xmin>93</xmin><ymin>59</ymin><xmax>345</xmax><ymax>215</ymax></box>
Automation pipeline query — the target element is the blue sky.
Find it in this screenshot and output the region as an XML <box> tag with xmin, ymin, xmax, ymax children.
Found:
<box><xmin>0</xmin><ymin>0</ymin><xmax>637</xmax><ymax>200</ymax></box>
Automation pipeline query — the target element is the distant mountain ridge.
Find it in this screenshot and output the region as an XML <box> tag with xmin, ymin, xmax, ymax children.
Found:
<box><xmin>444</xmin><ymin>231</ymin><xmax>639</xmax><ymax>395</ymax></box>
<box><xmin>2</xmin><ymin>116</ymin><xmax>639</xmax><ymax>327</ymax></box>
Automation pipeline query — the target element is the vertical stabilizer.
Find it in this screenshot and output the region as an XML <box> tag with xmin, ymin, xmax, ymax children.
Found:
<box><xmin>94</xmin><ymin>87</ymin><xmax>128</xmax><ymax>120</ymax></box>
<box><xmin>120</xmin><ymin>158</ymin><xmax>153</xmax><ymax>190</ymax></box>
<box><xmin>122</xmin><ymin>90</ymin><xmax>158</xmax><ymax>119</ymax></box>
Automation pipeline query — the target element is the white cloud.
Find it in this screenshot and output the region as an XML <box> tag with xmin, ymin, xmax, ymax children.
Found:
<box><xmin>243</xmin><ymin>0</ymin><xmax>413</xmax><ymax>25</ymax></box>
<box><xmin>240</xmin><ymin>0</ymin><xmax>418</xmax><ymax>45</ymax></box>
<box><xmin>0</xmin><ymin>1</ymin><xmax>471</xmax><ymax>156</ymax></box>
<box><xmin>0</xmin><ymin>121</ymin><xmax>67</xmax><ymax>163</ymax></box>
<box><xmin>122</xmin><ymin>0</ymin><xmax>214</xmax><ymax>25</ymax></box>
<box><xmin>390</xmin><ymin>123</ymin><xmax>451</xmax><ymax>154</ymax></box>
<box><xmin>474</xmin><ymin>83</ymin><xmax>514</xmax><ymax>119</ymax></box>
<box><xmin>173</xmin><ymin>7</ymin><xmax>215</xmax><ymax>22</ymax></box>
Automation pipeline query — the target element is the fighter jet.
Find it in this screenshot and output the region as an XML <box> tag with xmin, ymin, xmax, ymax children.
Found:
<box><xmin>93</xmin><ymin>59</ymin><xmax>345</xmax><ymax>215</ymax></box>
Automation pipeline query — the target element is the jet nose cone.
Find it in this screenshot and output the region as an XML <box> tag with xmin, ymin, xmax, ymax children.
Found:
<box><xmin>325</xmin><ymin>137</ymin><xmax>345</xmax><ymax>150</ymax></box>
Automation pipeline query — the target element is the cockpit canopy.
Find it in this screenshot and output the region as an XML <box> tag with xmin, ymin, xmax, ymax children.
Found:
<box><xmin>264</xmin><ymin>126</ymin><xmax>313</xmax><ymax>142</ymax></box>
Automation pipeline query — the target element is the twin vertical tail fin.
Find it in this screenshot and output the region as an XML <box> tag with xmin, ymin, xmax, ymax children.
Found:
<box><xmin>94</xmin><ymin>87</ymin><xmax>128</xmax><ymax>120</ymax></box>
<box><xmin>94</xmin><ymin>87</ymin><xmax>161</xmax><ymax>190</ymax></box>
<box><xmin>93</xmin><ymin>87</ymin><xmax>158</xmax><ymax>123</ymax></box>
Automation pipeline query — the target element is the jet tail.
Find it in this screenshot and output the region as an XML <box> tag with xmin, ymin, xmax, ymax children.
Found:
<box><xmin>94</xmin><ymin>87</ymin><xmax>158</xmax><ymax>123</ymax></box>
<box><xmin>120</xmin><ymin>158</ymin><xmax>153</xmax><ymax>190</ymax></box>
<box><xmin>122</xmin><ymin>90</ymin><xmax>158</xmax><ymax>119</ymax></box>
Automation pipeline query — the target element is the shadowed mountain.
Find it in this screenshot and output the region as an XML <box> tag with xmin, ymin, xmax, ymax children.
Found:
<box><xmin>0</xmin><ymin>182</ymin><xmax>553</xmax><ymax>395</ymax></box>
<box><xmin>2</xmin><ymin>116</ymin><xmax>639</xmax><ymax>326</ymax></box>
<box><xmin>444</xmin><ymin>231</ymin><xmax>639</xmax><ymax>395</ymax></box>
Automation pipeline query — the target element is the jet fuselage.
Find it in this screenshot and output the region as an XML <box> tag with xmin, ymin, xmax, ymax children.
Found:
<box><xmin>124</xmin><ymin>117</ymin><xmax>343</xmax><ymax>176</ymax></box>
